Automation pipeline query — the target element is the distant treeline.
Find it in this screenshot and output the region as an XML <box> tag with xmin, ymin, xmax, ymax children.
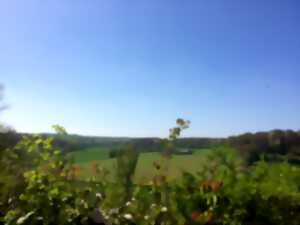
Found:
<box><xmin>0</xmin><ymin>130</ymin><xmax>19</xmax><ymax>151</ymax></box>
<box><xmin>127</xmin><ymin>137</ymin><xmax>224</xmax><ymax>152</ymax></box>
<box><xmin>174</xmin><ymin>137</ymin><xmax>224</xmax><ymax>148</ymax></box>
<box><xmin>227</xmin><ymin>130</ymin><xmax>300</xmax><ymax>165</ymax></box>
<box><xmin>1</xmin><ymin>129</ymin><xmax>300</xmax><ymax>165</ymax></box>
<box><xmin>0</xmin><ymin>132</ymin><xmax>130</xmax><ymax>153</ymax></box>
<box><xmin>43</xmin><ymin>133</ymin><xmax>131</xmax><ymax>152</ymax></box>
<box><xmin>0</xmin><ymin>133</ymin><xmax>223</xmax><ymax>153</ymax></box>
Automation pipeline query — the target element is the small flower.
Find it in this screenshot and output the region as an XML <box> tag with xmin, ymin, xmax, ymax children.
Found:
<box><xmin>96</xmin><ymin>193</ymin><xmax>102</xmax><ymax>199</ymax></box>
<box><xmin>109</xmin><ymin>208</ymin><xmax>119</xmax><ymax>215</ymax></box>
<box><xmin>161</xmin><ymin>206</ymin><xmax>168</xmax><ymax>212</ymax></box>
<box><xmin>80</xmin><ymin>200</ymin><xmax>88</xmax><ymax>209</ymax></box>
<box><xmin>17</xmin><ymin>217</ymin><xmax>26</xmax><ymax>225</ymax></box>
<box><xmin>123</xmin><ymin>213</ymin><xmax>133</xmax><ymax>220</ymax></box>
<box><xmin>144</xmin><ymin>215</ymin><xmax>149</xmax><ymax>220</ymax></box>
<box><xmin>126</xmin><ymin>201</ymin><xmax>131</xmax><ymax>206</ymax></box>
<box><xmin>131</xmin><ymin>197</ymin><xmax>136</xmax><ymax>201</ymax></box>
<box><xmin>151</xmin><ymin>203</ymin><xmax>156</xmax><ymax>208</ymax></box>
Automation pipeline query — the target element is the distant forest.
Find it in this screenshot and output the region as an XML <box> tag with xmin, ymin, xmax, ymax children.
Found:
<box><xmin>1</xmin><ymin>129</ymin><xmax>300</xmax><ymax>165</ymax></box>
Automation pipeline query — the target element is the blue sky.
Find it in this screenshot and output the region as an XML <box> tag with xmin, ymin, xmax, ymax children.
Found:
<box><xmin>0</xmin><ymin>0</ymin><xmax>300</xmax><ymax>137</ymax></box>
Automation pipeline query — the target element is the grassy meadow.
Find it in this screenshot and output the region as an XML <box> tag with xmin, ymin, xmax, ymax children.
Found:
<box><xmin>71</xmin><ymin>147</ymin><xmax>212</xmax><ymax>181</ymax></box>
<box><xmin>70</xmin><ymin>146</ymin><xmax>111</xmax><ymax>163</ymax></box>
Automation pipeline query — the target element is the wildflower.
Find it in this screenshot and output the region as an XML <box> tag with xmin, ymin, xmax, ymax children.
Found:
<box><xmin>80</xmin><ymin>200</ymin><xmax>88</xmax><ymax>209</ymax></box>
<box><xmin>96</xmin><ymin>193</ymin><xmax>102</xmax><ymax>199</ymax></box>
<box><xmin>161</xmin><ymin>206</ymin><xmax>168</xmax><ymax>212</ymax></box>
<box><xmin>109</xmin><ymin>208</ymin><xmax>119</xmax><ymax>215</ymax></box>
<box><xmin>151</xmin><ymin>203</ymin><xmax>156</xmax><ymax>208</ymax></box>
<box><xmin>144</xmin><ymin>215</ymin><xmax>149</xmax><ymax>220</ymax></box>
<box><xmin>123</xmin><ymin>213</ymin><xmax>133</xmax><ymax>220</ymax></box>
<box><xmin>126</xmin><ymin>201</ymin><xmax>131</xmax><ymax>206</ymax></box>
<box><xmin>99</xmin><ymin>209</ymin><xmax>107</xmax><ymax>218</ymax></box>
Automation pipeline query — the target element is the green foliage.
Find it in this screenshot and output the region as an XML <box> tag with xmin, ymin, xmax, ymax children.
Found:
<box><xmin>1</xmin><ymin>129</ymin><xmax>107</xmax><ymax>225</ymax></box>
<box><xmin>113</xmin><ymin>145</ymin><xmax>139</xmax><ymax>202</ymax></box>
<box><xmin>169</xmin><ymin>118</ymin><xmax>190</xmax><ymax>141</ymax></box>
<box><xmin>228</xmin><ymin>130</ymin><xmax>300</xmax><ymax>165</ymax></box>
<box><xmin>108</xmin><ymin>149</ymin><xmax>118</xmax><ymax>159</ymax></box>
<box><xmin>52</xmin><ymin>125</ymin><xmax>68</xmax><ymax>135</ymax></box>
<box><xmin>1</xmin><ymin>120</ymin><xmax>299</xmax><ymax>225</ymax></box>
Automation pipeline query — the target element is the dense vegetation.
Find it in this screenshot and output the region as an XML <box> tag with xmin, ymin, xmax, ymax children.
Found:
<box><xmin>228</xmin><ymin>130</ymin><xmax>300</xmax><ymax>165</ymax></box>
<box><xmin>3</xmin><ymin>129</ymin><xmax>299</xmax><ymax>168</ymax></box>
<box><xmin>1</xmin><ymin>90</ymin><xmax>300</xmax><ymax>224</ymax></box>
<box><xmin>0</xmin><ymin>119</ymin><xmax>299</xmax><ymax>225</ymax></box>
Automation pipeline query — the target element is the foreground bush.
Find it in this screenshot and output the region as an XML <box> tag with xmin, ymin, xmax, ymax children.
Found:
<box><xmin>1</xmin><ymin>121</ymin><xmax>300</xmax><ymax>225</ymax></box>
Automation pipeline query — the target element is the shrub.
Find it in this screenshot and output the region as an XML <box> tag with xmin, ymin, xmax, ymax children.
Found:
<box><xmin>1</xmin><ymin>120</ymin><xmax>299</xmax><ymax>225</ymax></box>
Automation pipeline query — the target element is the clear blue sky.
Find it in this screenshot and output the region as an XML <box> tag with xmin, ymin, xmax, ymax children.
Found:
<box><xmin>0</xmin><ymin>0</ymin><xmax>300</xmax><ymax>137</ymax></box>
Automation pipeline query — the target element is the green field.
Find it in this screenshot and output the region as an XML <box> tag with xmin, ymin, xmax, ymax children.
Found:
<box><xmin>71</xmin><ymin>147</ymin><xmax>212</xmax><ymax>181</ymax></box>
<box><xmin>70</xmin><ymin>146</ymin><xmax>110</xmax><ymax>163</ymax></box>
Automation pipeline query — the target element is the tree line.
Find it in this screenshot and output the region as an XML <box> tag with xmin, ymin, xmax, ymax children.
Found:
<box><xmin>1</xmin><ymin>129</ymin><xmax>300</xmax><ymax>166</ymax></box>
<box><xmin>227</xmin><ymin>130</ymin><xmax>300</xmax><ymax>165</ymax></box>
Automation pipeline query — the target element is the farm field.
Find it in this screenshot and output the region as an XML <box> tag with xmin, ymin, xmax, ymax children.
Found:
<box><xmin>71</xmin><ymin>147</ymin><xmax>212</xmax><ymax>180</ymax></box>
<box><xmin>70</xmin><ymin>146</ymin><xmax>111</xmax><ymax>163</ymax></box>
